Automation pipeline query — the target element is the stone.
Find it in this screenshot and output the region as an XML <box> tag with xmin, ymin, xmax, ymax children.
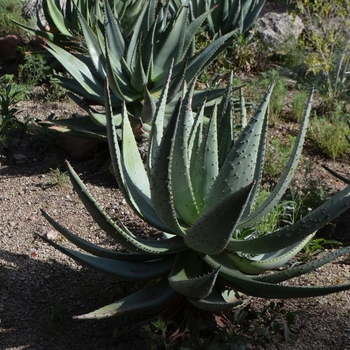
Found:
<box><xmin>0</xmin><ymin>34</ymin><xmax>25</xmax><ymax>61</ymax></box>
<box><xmin>256</xmin><ymin>2</ymin><xmax>304</xmax><ymax>50</ymax></box>
<box><xmin>57</xmin><ymin>133</ymin><xmax>103</xmax><ymax>159</ymax></box>
<box><xmin>13</xmin><ymin>153</ymin><xmax>27</xmax><ymax>164</ymax></box>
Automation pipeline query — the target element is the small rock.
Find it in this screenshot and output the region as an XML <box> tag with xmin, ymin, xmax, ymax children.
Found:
<box><xmin>0</xmin><ymin>34</ymin><xmax>25</xmax><ymax>61</ymax></box>
<box><xmin>13</xmin><ymin>153</ymin><xmax>27</xmax><ymax>164</ymax></box>
<box><xmin>46</xmin><ymin>230</ymin><xmax>59</xmax><ymax>240</ymax></box>
<box><xmin>256</xmin><ymin>2</ymin><xmax>304</xmax><ymax>51</ymax></box>
<box><xmin>57</xmin><ymin>133</ymin><xmax>103</xmax><ymax>159</ymax></box>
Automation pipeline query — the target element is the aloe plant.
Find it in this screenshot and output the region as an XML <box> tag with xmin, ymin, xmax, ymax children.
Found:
<box><xmin>15</xmin><ymin>0</ymin><xmax>147</xmax><ymax>48</ymax></box>
<box><xmin>37</xmin><ymin>72</ymin><xmax>350</xmax><ymax>319</ymax></box>
<box><xmin>173</xmin><ymin>0</ymin><xmax>265</xmax><ymax>39</ymax></box>
<box><xmin>24</xmin><ymin>0</ymin><xmax>242</xmax><ymax>140</ymax></box>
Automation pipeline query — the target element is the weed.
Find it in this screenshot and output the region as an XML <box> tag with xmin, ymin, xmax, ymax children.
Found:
<box><xmin>17</xmin><ymin>52</ymin><xmax>49</xmax><ymax>86</ymax></box>
<box><xmin>259</xmin><ymin>70</ymin><xmax>289</xmax><ymax>125</ymax></box>
<box><xmin>247</xmin><ymin>301</ymin><xmax>300</xmax><ymax>345</ymax></box>
<box><xmin>253</xmin><ymin>190</ymin><xmax>296</xmax><ymax>234</ymax></box>
<box><xmin>45</xmin><ymin>76</ymin><xmax>67</xmax><ymax>102</ymax></box>
<box><xmin>180</xmin><ymin>301</ymin><xmax>300</xmax><ymax>349</ymax></box>
<box><xmin>39</xmin><ymin>296</ymin><xmax>65</xmax><ymax>333</ymax></box>
<box><xmin>43</xmin><ymin>168</ymin><xmax>70</xmax><ymax>189</ymax></box>
<box><xmin>301</xmin><ymin>237</ymin><xmax>342</xmax><ymax>261</ymax></box>
<box><xmin>308</xmin><ymin>116</ymin><xmax>350</xmax><ymax>160</ymax></box>
<box><xmin>289</xmin><ymin>156</ymin><xmax>329</xmax><ymax>220</ymax></box>
<box><xmin>291</xmin><ymin>90</ymin><xmax>309</xmax><ymax>122</ymax></box>
<box><xmin>294</xmin><ymin>0</ymin><xmax>350</xmax><ymax>107</ymax></box>
<box><xmin>0</xmin><ymin>80</ymin><xmax>25</xmax><ymax>161</ymax></box>
<box><xmin>230</xmin><ymin>32</ymin><xmax>270</xmax><ymax>74</ymax></box>
<box><xmin>142</xmin><ymin>316</ymin><xmax>173</xmax><ymax>350</ymax></box>
<box><xmin>0</xmin><ymin>0</ymin><xmax>32</xmax><ymax>35</ymax></box>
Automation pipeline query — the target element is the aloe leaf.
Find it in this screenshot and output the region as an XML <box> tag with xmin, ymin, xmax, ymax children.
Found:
<box><xmin>168</xmin><ymin>250</ymin><xmax>220</xmax><ymax>298</ymax></box>
<box><xmin>141</xmin><ymin>15</ymin><xmax>157</xmax><ymax>80</ymax></box>
<box><xmin>88</xmin><ymin>111</ymin><xmax>122</xmax><ymax>128</ymax></box>
<box><xmin>118</xmin><ymin>107</ymin><xmax>163</xmax><ymax>225</ymax></box>
<box><xmin>41</xmin><ymin>210</ymin><xmax>181</xmax><ymax>261</ymax></box>
<box><xmin>46</xmin><ymin>0</ymin><xmax>74</xmax><ymax>37</ymax></box>
<box><xmin>170</xmin><ymin>82</ymin><xmax>200</xmax><ymax>225</ymax></box>
<box><xmin>199</xmin><ymin>103</ymin><xmax>219</xmax><ymax>201</ymax></box>
<box><xmin>38</xmin><ymin>116</ymin><xmax>106</xmax><ymax>135</ymax></box>
<box><xmin>46</xmin><ymin>43</ymin><xmax>104</xmax><ymax>98</ymax></box>
<box><xmin>255</xmin><ymin>244</ymin><xmax>350</xmax><ymax>284</ymax></box>
<box><xmin>76</xmin><ymin>10</ymin><xmax>107</xmax><ymax>77</ymax></box>
<box><xmin>130</xmin><ymin>49</ymin><xmax>148</xmax><ymax>93</ymax></box>
<box><xmin>108</xmin><ymin>56</ymin><xmax>143</xmax><ymax>102</ymax></box>
<box><xmin>105</xmin><ymin>81</ymin><xmax>175</xmax><ymax>233</ymax></box>
<box><xmin>323</xmin><ymin>165</ymin><xmax>350</xmax><ymax>184</ymax></box>
<box><xmin>228</xmin><ymin>183</ymin><xmax>350</xmax><ymax>254</ymax></box>
<box><xmin>239</xmin><ymin>86</ymin><xmax>248</xmax><ymax>128</ymax></box>
<box><xmin>202</xmin><ymin>85</ymin><xmax>273</xmax><ymax>213</ymax></box>
<box><xmin>152</xmin><ymin>5</ymin><xmax>188</xmax><ymax>77</ymax></box>
<box><xmin>166</xmin><ymin>58</ymin><xmax>187</xmax><ymax>103</ymax></box>
<box><xmin>53</xmin><ymin>76</ymin><xmax>106</xmax><ymax>104</ymax></box>
<box><xmin>38</xmin><ymin>233</ymin><xmax>174</xmax><ymax>280</ymax></box>
<box><xmin>41</xmin><ymin>125</ymin><xmax>106</xmax><ymax>141</ymax></box>
<box><xmin>65</xmin><ymin>161</ymin><xmax>186</xmax><ymax>254</ymax></box>
<box><xmin>105</xmin><ymin>51</ymin><xmax>136</xmax><ymax>103</ymax></box>
<box><xmin>74</xmin><ymin>279</ymin><xmax>176</xmax><ymax>319</ymax></box>
<box><xmin>185</xmin><ymin>182</ymin><xmax>254</xmax><ymax>255</ymax></box>
<box><xmin>240</xmin><ymin>89</ymin><xmax>314</xmax><ymax>227</ymax></box>
<box><xmin>227</xmin><ymin>233</ymin><xmax>315</xmax><ymax>275</ymax></box>
<box><xmin>217</xmin><ymin>72</ymin><xmax>234</xmax><ymax>167</ymax></box>
<box><xmin>139</xmin><ymin>87</ymin><xmax>156</xmax><ymax>123</ymax></box>
<box><xmin>242</xmin><ymin>0</ymin><xmax>266</xmax><ymax>33</ymax></box>
<box><xmin>221</xmin><ymin>0</ymin><xmax>241</xmax><ymax>35</ymax></box>
<box><xmin>181</xmin><ymin>5</ymin><xmax>216</xmax><ymax>62</ymax></box>
<box><xmin>126</xmin><ymin>0</ymin><xmax>148</xmax><ymax>66</ymax></box>
<box><xmin>189</xmin><ymin>98</ymin><xmax>206</xmax><ymax>207</ymax></box>
<box><xmin>185</xmin><ymin>30</ymin><xmax>236</xmax><ymax>82</ymax></box>
<box><xmin>149</xmin><ymin>98</ymin><xmax>187</xmax><ymax>237</ymax></box>
<box><xmin>104</xmin><ymin>0</ymin><xmax>125</xmax><ymax>62</ymax></box>
<box><xmin>191</xmin><ymin>102</ymin><xmax>219</xmax><ymax>209</ymax></box>
<box><xmin>148</xmin><ymin>63</ymin><xmax>173</xmax><ymax>173</ymax></box>
<box><xmin>241</xmin><ymin>105</ymin><xmax>269</xmax><ymax>218</ymax></box>
<box><xmin>205</xmin><ymin>253</ymin><xmax>350</xmax><ymax>299</ymax></box>
<box><xmin>35</xmin><ymin>215</ymin><xmax>153</xmax><ymax>261</ymax></box>
<box><xmin>12</xmin><ymin>20</ymin><xmax>58</xmax><ymax>43</ymax></box>
<box><xmin>188</xmin><ymin>288</ymin><xmax>247</xmax><ymax>312</ymax></box>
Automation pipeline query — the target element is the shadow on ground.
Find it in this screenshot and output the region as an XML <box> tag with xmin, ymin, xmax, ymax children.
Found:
<box><xmin>0</xmin><ymin>249</ymin><xmax>146</xmax><ymax>350</ymax></box>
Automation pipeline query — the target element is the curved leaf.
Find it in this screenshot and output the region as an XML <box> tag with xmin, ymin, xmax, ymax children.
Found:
<box><xmin>74</xmin><ymin>279</ymin><xmax>176</xmax><ymax>319</ymax></box>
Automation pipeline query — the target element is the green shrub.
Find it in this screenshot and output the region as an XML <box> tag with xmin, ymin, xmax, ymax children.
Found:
<box><xmin>0</xmin><ymin>0</ymin><xmax>32</xmax><ymax>35</ymax></box>
<box><xmin>291</xmin><ymin>90</ymin><xmax>309</xmax><ymax>122</ymax></box>
<box><xmin>308</xmin><ymin>116</ymin><xmax>350</xmax><ymax>160</ymax></box>
<box><xmin>295</xmin><ymin>0</ymin><xmax>350</xmax><ymax>106</ymax></box>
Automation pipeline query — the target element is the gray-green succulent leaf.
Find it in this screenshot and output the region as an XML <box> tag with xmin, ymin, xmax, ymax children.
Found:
<box><xmin>74</xmin><ymin>279</ymin><xmax>177</xmax><ymax>319</ymax></box>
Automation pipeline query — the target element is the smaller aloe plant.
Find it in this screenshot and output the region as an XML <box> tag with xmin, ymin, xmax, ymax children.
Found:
<box><xmin>15</xmin><ymin>0</ymin><xmax>147</xmax><ymax>48</ymax></box>
<box><xmin>38</xmin><ymin>71</ymin><xmax>350</xmax><ymax>319</ymax></box>
<box><xmin>22</xmin><ymin>0</ymin><xmax>239</xmax><ymax>140</ymax></box>
<box><xmin>173</xmin><ymin>0</ymin><xmax>266</xmax><ymax>38</ymax></box>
